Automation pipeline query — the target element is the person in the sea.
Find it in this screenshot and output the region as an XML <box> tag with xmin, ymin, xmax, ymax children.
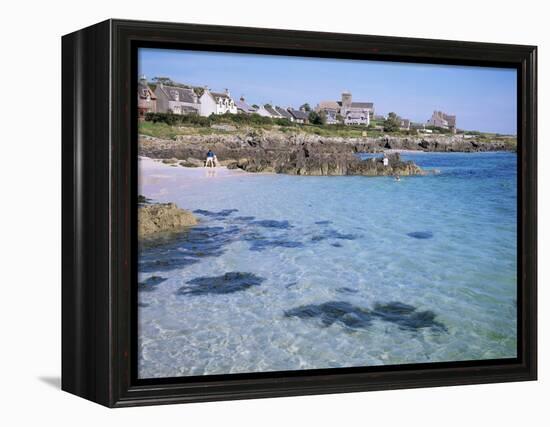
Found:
<box><xmin>205</xmin><ymin>150</ymin><xmax>215</xmax><ymax>167</ymax></box>
<box><xmin>394</xmin><ymin>174</ymin><xmax>401</xmax><ymax>181</ymax></box>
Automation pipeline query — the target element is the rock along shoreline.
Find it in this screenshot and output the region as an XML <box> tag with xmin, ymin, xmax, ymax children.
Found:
<box><xmin>140</xmin><ymin>131</ymin><xmax>473</xmax><ymax>176</ymax></box>
<box><xmin>138</xmin><ymin>200</ymin><xmax>198</xmax><ymax>238</ymax></box>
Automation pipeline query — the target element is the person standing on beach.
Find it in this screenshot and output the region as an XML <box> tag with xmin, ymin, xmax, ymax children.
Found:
<box><xmin>205</xmin><ymin>150</ymin><xmax>215</xmax><ymax>167</ymax></box>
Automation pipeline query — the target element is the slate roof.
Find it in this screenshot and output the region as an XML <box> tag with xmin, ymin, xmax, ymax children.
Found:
<box><xmin>211</xmin><ymin>91</ymin><xmax>231</xmax><ymax>100</ymax></box>
<box><xmin>275</xmin><ymin>107</ymin><xmax>293</xmax><ymax>119</ymax></box>
<box><xmin>317</xmin><ymin>101</ymin><xmax>340</xmax><ymax>110</ymax></box>
<box><xmin>288</xmin><ymin>109</ymin><xmax>309</xmax><ymax>120</ymax></box>
<box><xmin>235</xmin><ymin>99</ymin><xmax>256</xmax><ymax>113</ymax></box>
<box><xmin>264</xmin><ymin>105</ymin><xmax>281</xmax><ymax>117</ymax></box>
<box><xmin>319</xmin><ymin>100</ymin><xmax>374</xmax><ymax>110</ymax></box>
<box><xmin>138</xmin><ymin>83</ymin><xmax>156</xmax><ymax>99</ymax></box>
<box><xmin>160</xmin><ymin>85</ymin><xmax>198</xmax><ymax>103</ymax></box>
<box><xmin>350</xmin><ymin>102</ymin><xmax>374</xmax><ymax>109</ymax></box>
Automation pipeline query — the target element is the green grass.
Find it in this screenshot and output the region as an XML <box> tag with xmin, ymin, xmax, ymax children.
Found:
<box><xmin>139</xmin><ymin>120</ymin><xmax>516</xmax><ymax>148</ymax></box>
<box><xmin>139</xmin><ymin>121</ymin><xmax>180</xmax><ymax>140</ymax></box>
<box><xmin>139</xmin><ymin>120</ymin><xmax>379</xmax><ymax>139</ymax></box>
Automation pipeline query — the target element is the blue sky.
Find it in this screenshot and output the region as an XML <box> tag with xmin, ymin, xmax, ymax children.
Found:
<box><xmin>139</xmin><ymin>48</ymin><xmax>517</xmax><ymax>134</ymax></box>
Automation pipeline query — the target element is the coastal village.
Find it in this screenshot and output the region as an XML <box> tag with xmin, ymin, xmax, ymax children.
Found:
<box><xmin>137</xmin><ymin>74</ymin><xmax>516</xmax><ymax>181</ymax></box>
<box><xmin>138</xmin><ymin>76</ymin><xmax>458</xmax><ymax>134</ymax></box>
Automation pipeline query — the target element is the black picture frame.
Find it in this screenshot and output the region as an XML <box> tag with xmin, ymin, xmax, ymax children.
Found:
<box><xmin>61</xmin><ymin>19</ymin><xmax>537</xmax><ymax>407</ymax></box>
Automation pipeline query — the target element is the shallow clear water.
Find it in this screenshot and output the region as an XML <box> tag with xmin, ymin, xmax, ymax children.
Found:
<box><xmin>138</xmin><ymin>152</ymin><xmax>517</xmax><ymax>379</ymax></box>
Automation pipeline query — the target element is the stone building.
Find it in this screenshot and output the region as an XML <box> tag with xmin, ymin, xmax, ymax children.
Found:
<box><xmin>137</xmin><ymin>77</ymin><xmax>157</xmax><ymax>118</ymax></box>
<box><xmin>316</xmin><ymin>91</ymin><xmax>374</xmax><ymax>125</ymax></box>
<box><xmin>427</xmin><ymin>110</ymin><xmax>457</xmax><ymax>133</ymax></box>
<box><xmin>154</xmin><ymin>83</ymin><xmax>200</xmax><ymax>115</ymax></box>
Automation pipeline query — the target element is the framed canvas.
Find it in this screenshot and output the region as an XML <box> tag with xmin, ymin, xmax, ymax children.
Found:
<box><xmin>61</xmin><ymin>19</ymin><xmax>537</xmax><ymax>407</ymax></box>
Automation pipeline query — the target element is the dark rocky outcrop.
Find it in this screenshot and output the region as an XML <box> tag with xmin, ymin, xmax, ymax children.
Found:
<box><xmin>139</xmin><ymin>130</ymin><xmax>514</xmax><ymax>177</ymax></box>
<box><xmin>224</xmin><ymin>149</ymin><xmax>424</xmax><ymax>176</ymax></box>
<box><xmin>139</xmin><ymin>133</ymin><xmax>430</xmax><ymax>176</ymax></box>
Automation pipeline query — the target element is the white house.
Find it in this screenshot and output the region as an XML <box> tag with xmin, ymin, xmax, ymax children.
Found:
<box><xmin>199</xmin><ymin>88</ymin><xmax>237</xmax><ymax>116</ymax></box>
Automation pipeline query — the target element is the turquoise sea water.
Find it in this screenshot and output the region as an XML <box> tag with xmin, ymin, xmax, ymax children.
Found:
<box><xmin>138</xmin><ymin>152</ymin><xmax>517</xmax><ymax>378</ymax></box>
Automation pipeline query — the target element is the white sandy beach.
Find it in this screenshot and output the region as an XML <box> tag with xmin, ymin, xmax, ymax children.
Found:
<box><xmin>138</xmin><ymin>156</ymin><xmax>253</xmax><ymax>197</ymax></box>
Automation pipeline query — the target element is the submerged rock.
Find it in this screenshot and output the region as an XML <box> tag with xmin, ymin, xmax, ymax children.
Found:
<box><xmin>285</xmin><ymin>301</ymin><xmax>374</xmax><ymax>328</ymax></box>
<box><xmin>311</xmin><ymin>228</ymin><xmax>358</xmax><ymax>242</ymax></box>
<box><xmin>177</xmin><ymin>272</ymin><xmax>265</xmax><ymax>296</ymax></box>
<box><xmin>139</xmin><ymin>202</ymin><xmax>198</xmax><ymax>238</ymax></box>
<box><xmin>248</xmin><ymin>239</ymin><xmax>304</xmax><ymax>252</ymax></box>
<box><xmin>193</xmin><ymin>208</ymin><xmax>239</xmax><ymax>218</ymax></box>
<box><xmin>336</xmin><ymin>287</ymin><xmax>359</xmax><ymax>294</ymax></box>
<box><xmin>138</xmin><ymin>225</ymin><xmax>240</xmax><ymax>273</ymax></box>
<box><xmin>251</xmin><ymin>219</ymin><xmax>292</xmax><ymax>229</ymax></box>
<box><xmin>234</xmin><ymin>216</ymin><xmax>256</xmax><ymax>221</ymax></box>
<box><xmin>373</xmin><ymin>302</ymin><xmax>447</xmax><ymax>332</ymax></box>
<box><xmin>407</xmin><ymin>231</ymin><xmax>434</xmax><ymax>239</ymax></box>
<box><xmin>138</xmin><ymin>275</ymin><xmax>167</xmax><ymax>292</ymax></box>
<box><xmin>285</xmin><ymin>300</ymin><xmax>446</xmax><ymax>332</ymax></box>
